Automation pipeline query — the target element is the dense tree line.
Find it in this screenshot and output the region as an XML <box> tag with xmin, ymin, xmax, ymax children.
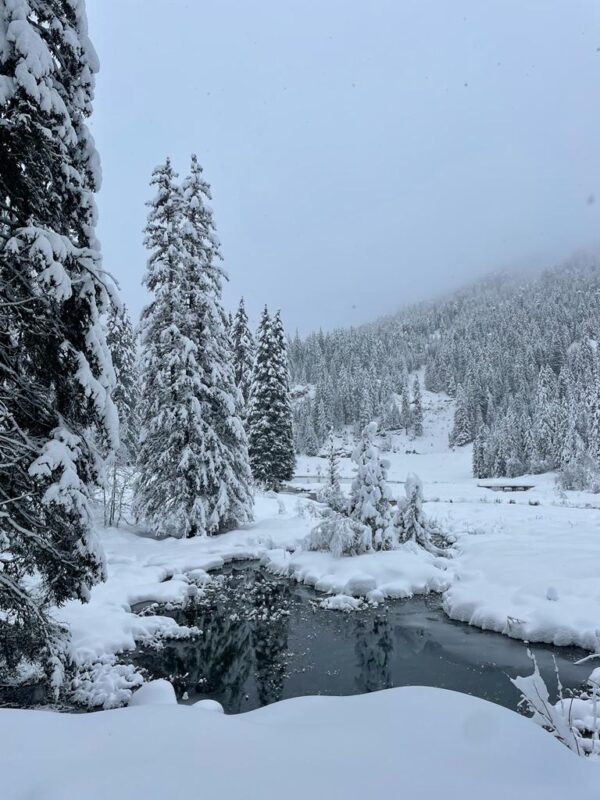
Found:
<box><xmin>289</xmin><ymin>259</ymin><xmax>600</xmax><ymax>487</ymax></box>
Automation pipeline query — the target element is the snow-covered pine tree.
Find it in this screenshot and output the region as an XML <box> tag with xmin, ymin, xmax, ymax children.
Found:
<box><xmin>449</xmin><ymin>386</ymin><xmax>472</xmax><ymax>447</ymax></box>
<box><xmin>136</xmin><ymin>157</ymin><xmax>252</xmax><ymax>537</ymax></box>
<box><xmin>399</xmin><ymin>384</ymin><xmax>412</xmax><ymax>435</ymax></box>
<box><xmin>247</xmin><ymin>308</ymin><xmax>295</xmax><ymax>488</ymax></box>
<box><xmin>531</xmin><ymin>365</ymin><xmax>562</xmax><ymax>472</ymax></box>
<box><xmin>357</xmin><ymin>384</ymin><xmax>374</xmax><ymax>434</ymax></box>
<box><xmin>348</xmin><ymin>422</ymin><xmax>394</xmax><ymax>550</ymax></box>
<box><xmin>588</xmin><ymin>383</ymin><xmax>600</xmax><ymax>467</ymax></box>
<box><xmin>318</xmin><ymin>430</ymin><xmax>346</xmax><ymax>512</ymax></box>
<box><xmin>382</xmin><ymin>397</ymin><xmax>401</xmax><ymax>431</ymax></box>
<box><xmin>181</xmin><ymin>156</ymin><xmax>253</xmax><ymax>532</ymax></box>
<box><xmin>411</xmin><ymin>375</ymin><xmax>423</xmax><ymax>436</ymax></box>
<box><xmin>393</xmin><ymin>473</ymin><xmax>441</xmax><ymax>554</ymax></box>
<box><xmin>136</xmin><ymin>159</ymin><xmax>189</xmax><ymax>533</ymax></box>
<box><xmin>0</xmin><ymin>0</ymin><xmax>118</xmax><ymax>692</ymax></box>
<box><xmin>472</xmin><ymin>425</ymin><xmax>488</xmax><ymax>478</ymax></box>
<box><xmin>104</xmin><ymin>303</ymin><xmax>139</xmax><ymax>526</ymax></box>
<box><xmin>231</xmin><ymin>298</ymin><xmax>254</xmax><ymax>406</ymax></box>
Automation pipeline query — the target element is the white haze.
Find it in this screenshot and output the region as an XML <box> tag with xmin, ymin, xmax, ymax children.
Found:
<box><xmin>87</xmin><ymin>0</ymin><xmax>600</xmax><ymax>333</ymax></box>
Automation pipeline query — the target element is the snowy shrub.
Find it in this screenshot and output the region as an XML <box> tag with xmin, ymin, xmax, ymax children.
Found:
<box><xmin>70</xmin><ymin>657</ymin><xmax>144</xmax><ymax>710</ymax></box>
<box><xmin>295</xmin><ymin>498</ymin><xmax>322</xmax><ymax>519</ymax></box>
<box><xmin>558</xmin><ymin>455</ymin><xmax>600</xmax><ymax>493</ymax></box>
<box><xmin>512</xmin><ymin>651</ymin><xmax>600</xmax><ymax>757</ymax></box>
<box><xmin>394</xmin><ymin>473</ymin><xmax>445</xmax><ymax>555</ymax></box>
<box><xmin>304</xmin><ymin>509</ymin><xmax>371</xmax><ymax>558</ymax></box>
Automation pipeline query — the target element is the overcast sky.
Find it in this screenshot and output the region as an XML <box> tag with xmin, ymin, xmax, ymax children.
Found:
<box><xmin>87</xmin><ymin>0</ymin><xmax>600</xmax><ymax>334</ymax></box>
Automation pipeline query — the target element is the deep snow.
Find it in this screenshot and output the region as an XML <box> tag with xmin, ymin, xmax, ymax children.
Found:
<box><xmin>1</xmin><ymin>686</ymin><xmax>597</xmax><ymax>800</ymax></box>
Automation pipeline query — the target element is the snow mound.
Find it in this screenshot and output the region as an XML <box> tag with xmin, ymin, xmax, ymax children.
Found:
<box><xmin>129</xmin><ymin>679</ymin><xmax>177</xmax><ymax>706</ymax></box>
<box><xmin>193</xmin><ymin>699</ymin><xmax>225</xmax><ymax>713</ymax></box>
<box><xmin>1</xmin><ymin>687</ymin><xmax>596</xmax><ymax>799</ymax></box>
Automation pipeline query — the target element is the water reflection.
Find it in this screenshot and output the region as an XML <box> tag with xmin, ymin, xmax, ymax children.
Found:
<box><xmin>132</xmin><ymin>564</ymin><xmax>591</xmax><ymax>715</ymax></box>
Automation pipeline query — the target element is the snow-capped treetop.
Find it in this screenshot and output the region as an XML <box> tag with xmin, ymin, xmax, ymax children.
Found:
<box><xmin>231</xmin><ymin>297</ymin><xmax>254</xmax><ymax>405</ymax></box>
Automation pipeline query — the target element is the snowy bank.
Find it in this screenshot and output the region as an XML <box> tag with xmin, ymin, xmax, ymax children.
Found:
<box><xmin>264</xmin><ymin>542</ymin><xmax>450</xmax><ymax>600</ymax></box>
<box><xmin>438</xmin><ymin>500</ymin><xmax>600</xmax><ymax>650</ymax></box>
<box><xmin>1</xmin><ymin>686</ymin><xmax>596</xmax><ymax>800</ymax></box>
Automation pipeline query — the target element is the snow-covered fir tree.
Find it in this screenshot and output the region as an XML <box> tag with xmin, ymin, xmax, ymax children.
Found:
<box><xmin>0</xmin><ymin>0</ymin><xmax>118</xmax><ymax>692</ymax></box>
<box><xmin>348</xmin><ymin>422</ymin><xmax>394</xmax><ymax>550</ymax></box>
<box><xmin>318</xmin><ymin>430</ymin><xmax>346</xmax><ymax>512</ymax></box>
<box><xmin>472</xmin><ymin>425</ymin><xmax>488</xmax><ymax>479</ymax></box>
<box><xmin>531</xmin><ymin>365</ymin><xmax>563</xmax><ymax>472</ymax></box>
<box><xmin>382</xmin><ymin>397</ymin><xmax>401</xmax><ymax>431</ymax></box>
<box><xmin>231</xmin><ymin>297</ymin><xmax>254</xmax><ymax>407</ymax></box>
<box><xmin>104</xmin><ymin>304</ymin><xmax>139</xmax><ymax>526</ymax></box>
<box><xmin>136</xmin><ymin>156</ymin><xmax>252</xmax><ymax>536</ymax></box>
<box><xmin>393</xmin><ymin>474</ymin><xmax>441</xmax><ymax>554</ymax></box>
<box><xmin>411</xmin><ymin>375</ymin><xmax>423</xmax><ymax>436</ymax></box>
<box><xmin>449</xmin><ymin>386</ymin><xmax>472</xmax><ymax>447</ymax></box>
<box><xmin>247</xmin><ymin>307</ymin><xmax>295</xmax><ymax>488</ymax></box>
<box><xmin>399</xmin><ymin>384</ymin><xmax>412</xmax><ymax>435</ymax></box>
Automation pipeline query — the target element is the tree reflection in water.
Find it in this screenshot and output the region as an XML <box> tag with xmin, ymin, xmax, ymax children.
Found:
<box><xmin>131</xmin><ymin>564</ymin><xmax>591</xmax><ymax>715</ymax></box>
<box><xmin>134</xmin><ymin>567</ymin><xmax>291</xmax><ymax>710</ymax></box>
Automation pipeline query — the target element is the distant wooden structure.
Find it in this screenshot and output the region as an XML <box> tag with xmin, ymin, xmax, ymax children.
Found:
<box><xmin>478</xmin><ymin>482</ymin><xmax>535</xmax><ymax>493</ymax></box>
<box><xmin>281</xmin><ymin>484</ymin><xmax>318</xmax><ymax>501</ymax></box>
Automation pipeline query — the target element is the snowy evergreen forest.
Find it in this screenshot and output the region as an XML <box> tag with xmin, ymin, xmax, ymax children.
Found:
<box><xmin>290</xmin><ymin>259</ymin><xmax>600</xmax><ymax>488</ymax></box>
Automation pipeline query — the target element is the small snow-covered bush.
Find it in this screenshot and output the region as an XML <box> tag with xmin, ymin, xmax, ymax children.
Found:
<box><xmin>70</xmin><ymin>657</ymin><xmax>144</xmax><ymax>709</ymax></box>
<box><xmin>304</xmin><ymin>509</ymin><xmax>371</xmax><ymax>558</ymax></box>
<box><xmin>394</xmin><ymin>473</ymin><xmax>445</xmax><ymax>555</ymax></box>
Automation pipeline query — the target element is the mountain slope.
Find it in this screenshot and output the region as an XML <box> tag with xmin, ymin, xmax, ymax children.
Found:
<box><xmin>289</xmin><ymin>255</ymin><xmax>600</xmax><ymax>487</ymax></box>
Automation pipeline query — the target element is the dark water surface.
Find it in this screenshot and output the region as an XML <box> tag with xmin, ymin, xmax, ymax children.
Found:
<box><xmin>132</xmin><ymin>562</ymin><xmax>591</xmax><ymax>714</ymax></box>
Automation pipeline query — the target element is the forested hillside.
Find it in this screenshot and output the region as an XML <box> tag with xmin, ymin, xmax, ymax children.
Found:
<box><xmin>289</xmin><ymin>256</ymin><xmax>600</xmax><ymax>487</ymax></box>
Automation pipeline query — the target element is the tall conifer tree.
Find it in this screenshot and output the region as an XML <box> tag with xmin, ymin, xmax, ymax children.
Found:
<box><xmin>104</xmin><ymin>304</ymin><xmax>139</xmax><ymax>526</ymax></box>
<box><xmin>0</xmin><ymin>0</ymin><xmax>118</xmax><ymax>690</ymax></box>
<box><xmin>248</xmin><ymin>308</ymin><xmax>295</xmax><ymax>488</ymax></box>
<box><xmin>412</xmin><ymin>375</ymin><xmax>423</xmax><ymax>436</ymax></box>
<box><xmin>136</xmin><ymin>157</ymin><xmax>252</xmax><ymax>536</ymax></box>
<box><xmin>231</xmin><ymin>298</ymin><xmax>254</xmax><ymax>406</ymax></box>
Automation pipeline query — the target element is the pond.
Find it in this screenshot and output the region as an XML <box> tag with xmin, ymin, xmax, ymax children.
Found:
<box><xmin>131</xmin><ymin>562</ymin><xmax>591</xmax><ymax>714</ymax></box>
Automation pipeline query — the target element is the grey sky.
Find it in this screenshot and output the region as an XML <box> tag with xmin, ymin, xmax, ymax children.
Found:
<box><xmin>87</xmin><ymin>0</ymin><xmax>600</xmax><ymax>334</ymax></box>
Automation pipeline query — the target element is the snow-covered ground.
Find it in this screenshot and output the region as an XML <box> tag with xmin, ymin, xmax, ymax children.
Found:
<box><xmin>2</xmin><ymin>686</ymin><xmax>597</xmax><ymax>799</ymax></box>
